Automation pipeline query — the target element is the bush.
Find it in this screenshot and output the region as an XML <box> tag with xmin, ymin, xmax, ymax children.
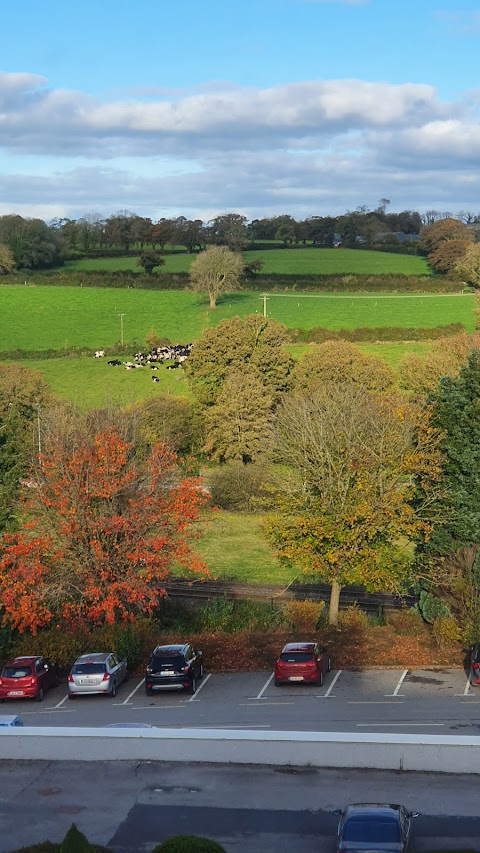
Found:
<box><xmin>60</xmin><ymin>825</ymin><xmax>93</xmax><ymax>853</ymax></box>
<box><xmin>282</xmin><ymin>600</ymin><xmax>325</xmax><ymax>634</ymax></box>
<box><xmin>337</xmin><ymin>604</ymin><xmax>370</xmax><ymax>631</ymax></box>
<box><xmin>418</xmin><ymin>591</ymin><xmax>451</xmax><ymax>624</ymax></box>
<box><xmin>289</xmin><ymin>322</ymin><xmax>465</xmax><ymax>344</ymax></box>
<box><xmin>385</xmin><ymin>609</ymin><xmax>426</xmax><ymax>636</ymax></box>
<box><xmin>152</xmin><ymin>837</ymin><xmax>225</xmax><ymax>853</ymax></box>
<box><xmin>209</xmin><ymin>461</ymin><xmax>271</xmax><ymax>512</ymax></box>
<box><xmin>432</xmin><ymin>615</ymin><xmax>462</xmax><ymax>650</ymax></box>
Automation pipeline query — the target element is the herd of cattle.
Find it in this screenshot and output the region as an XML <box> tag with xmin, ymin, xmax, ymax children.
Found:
<box><xmin>93</xmin><ymin>344</ymin><xmax>193</xmax><ymax>382</ymax></box>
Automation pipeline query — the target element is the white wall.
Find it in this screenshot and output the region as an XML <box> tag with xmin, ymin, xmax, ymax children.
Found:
<box><xmin>0</xmin><ymin>728</ymin><xmax>479</xmax><ymax>773</ymax></box>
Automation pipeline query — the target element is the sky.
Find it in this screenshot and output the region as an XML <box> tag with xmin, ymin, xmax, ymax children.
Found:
<box><xmin>1</xmin><ymin>0</ymin><xmax>480</xmax><ymax>223</ymax></box>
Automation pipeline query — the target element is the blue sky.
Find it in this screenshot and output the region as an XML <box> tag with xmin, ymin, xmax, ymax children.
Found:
<box><xmin>1</xmin><ymin>0</ymin><xmax>480</xmax><ymax>220</ymax></box>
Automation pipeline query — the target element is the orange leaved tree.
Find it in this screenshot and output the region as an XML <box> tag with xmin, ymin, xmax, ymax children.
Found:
<box><xmin>0</xmin><ymin>428</ymin><xmax>208</xmax><ymax>633</ymax></box>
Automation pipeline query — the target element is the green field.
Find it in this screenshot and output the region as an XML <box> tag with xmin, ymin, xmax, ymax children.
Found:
<box><xmin>65</xmin><ymin>247</ymin><xmax>431</xmax><ymax>276</ymax></box>
<box><xmin>0</xmin><ymin>286</ymin><xmax>473</xmax><ymax>352</ymax></box>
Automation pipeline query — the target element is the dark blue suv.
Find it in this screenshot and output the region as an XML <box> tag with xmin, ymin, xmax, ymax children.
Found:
<box><xmin>145</xmin><ymin>643</ymin><xmax>204</xmax><ymax>696</ymax></box>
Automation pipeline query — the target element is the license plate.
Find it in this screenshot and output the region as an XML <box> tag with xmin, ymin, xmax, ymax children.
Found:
<box><xmin>8</xmin><ymin>691</ymin><xmax>24</xmax><ymax>696</ymax></box>
<box><xmin>80</xmin><ymin>679</ymin><xmax>97</xmax><ymax>685</ymax></box>
<box><xmin>160</xmin><ymin>671</ymin><xmax>175</xmax><ymax>676</ymax></box>
<box><xmin>289</xmin><ymin>676</ymin><xmax>304</xmax><ymax>681</ymax></box>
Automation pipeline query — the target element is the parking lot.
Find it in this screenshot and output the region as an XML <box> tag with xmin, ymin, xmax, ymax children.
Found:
<box><xmin>5</xmin><ymin>667</ymin><xmax>480</xmax><ymax>734</ymax></box>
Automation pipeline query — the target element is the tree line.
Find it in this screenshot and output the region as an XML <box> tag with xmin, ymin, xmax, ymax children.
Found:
<box><xmin>2</xmin><ymin>202</ymin><xmax>480</xmax><ymax>272</ymax></box>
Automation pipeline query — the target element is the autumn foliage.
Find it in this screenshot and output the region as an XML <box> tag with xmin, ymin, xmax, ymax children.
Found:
<box><xmin>0</xmin><ymin>429</ymin><xmax>208</xmax><ymax>633</ymax></box>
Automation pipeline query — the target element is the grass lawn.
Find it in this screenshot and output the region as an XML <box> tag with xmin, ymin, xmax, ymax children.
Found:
<box><xmin>192</xmin><ymin>511</ymin><xmax>297</xmax><ymax>585</ymax></box>
<box><xmin>0</xmin><ymin>286</ymin><xmax>473</xmax><ymax>352</ymax></box>
<box><xmin>14</xmin><ymin>356</ymin><xmax>193</xmax><ymax>408</ymax></box>
<box><xmin>65</xmin><ymin>247</ymin><xmax>431</xmax><ymax>276</ymax></box>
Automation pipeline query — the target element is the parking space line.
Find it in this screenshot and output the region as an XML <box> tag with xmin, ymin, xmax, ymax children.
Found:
<box><xmin>348</xmin><ymin>701</ymin><xmax>405</xmax><ymax>705</ymax></box>
<box><xmin>463</xmin><ymin>676</ymin><xmax>472</xmax><ymax>697</ymax></box>
<box><xmin>240</xmin><ymin>701</ymin><xmax>294</xmax><ymax>706</ymax></box>
<box><xmin>21</xmin><ymin>708</ymin><xmax>76</xmax><ymax>715</ymax></box>
<box><xmin>385</xmin><ymin>669</ymin><xmax>408</xmax><ymax>697</ymax></box>
<box><xmin>252</xmin><ymin>672</ymin><xmax>274</xmax><ymax>700</ymax></box>
<box><xmin>186</xmin><ymin>673</ymin><xmax>212</xmax><ymax>702</ymax></box>
<box><xmin>357</xmin><ymin>722</ymin><xmax>444</xmax><ymax>727</ymax></box>
<box><xmin>52</xmin><ymin>694</ymin><xmax>69</xmax><ymax>709</ymax></box>
<box><xmin>128</xmin><ymin>704</ymin><xmax>185</xmax><ymax>710</ymax></box>
<box><xmin>318</xmin><ymin>669</ymin><xmax>342</xmax><ymax>698</ymax></box>
<box><xmin>113</xmin><ymin>677</ymin><xmax>145</xmax><ymax>706</ymax></box>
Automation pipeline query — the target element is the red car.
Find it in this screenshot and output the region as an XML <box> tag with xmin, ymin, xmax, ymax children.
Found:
<box><xmin>274</xmin><ymin>642</ymin><xmax>331</xmax><ymax>687</ymax></box>
<box><xmin>0</xmin><ymin>656</ymin><xmax>57</xmax><ymax>703</ymax></box>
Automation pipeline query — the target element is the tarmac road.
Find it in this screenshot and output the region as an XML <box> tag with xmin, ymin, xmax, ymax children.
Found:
<box><xmin>5</xmin><ymin>668</ymin><xmax>480</xmax><ymax>735</ymax></box>
<box><xmin>1</xmin><ymin>761</ymin><xmax>480</xmax><ymax>852</ymax></box>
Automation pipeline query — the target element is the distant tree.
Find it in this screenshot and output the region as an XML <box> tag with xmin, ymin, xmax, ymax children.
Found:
<box><xmin>420</xmin><ymin>217</ymin><xmax>473</xmax><ymax>256</ymax></box>
<box><xmin>399</xmin><ymin>332</ymin><xmax>480</xmax><ymax>397</ymax></box>
<box><xmin>0</xmin><ymin>215</ymin><xmax>64</xmax><ymax>269</ymax></box>
<box><xmin>185</xmin><ymin>314</ymin><xmax>294</xmax><ymax>406</ymax></box>
<box><xmin>150</xmin><ymin>219</ymin><xmax>175</xmax><ymax>251</ymax></box>
<box><xmin>189</xmin><ymin>245</ymin><xmax>244</xmax><ymax>309</ymax></box>
<box><xmin>204</xmin><ymin>370</ymin><xmax>273</xmax><ymax>464</ymax></box>
<box><xmin>243</xmin><ymin>258</ymin><xmax>264</xmax><ymax>278</ymax></box>
<box><xmin>0</xmin><ymin>243</ymin><xmax>15</xmax><ymax>275</ymax></box>
<box><xmin>427</xmin><ymin>239</ymin><xmax>473</xmax><ymax>274</ymax></box>
<box><xmin>292</xmin><ymin>340</ymin><xmax>396</xmax><ymax>395</ymax></box>
<box><xmin>209</xmin><ymin>214</ymin><xmax>248</xmax><ymax>252</ymax></box>
<box><xmin>60</xmin><ymin>823</ymin><xmax>94</xmax><ymax>853</ymax></box>
<box><xmin>453</xmin><ymin>243</ymin><xmax>480</xmax><ymax>287</ymax></box>
<box><xmin>139</xmin><ymin>250</ymin><xmax>164</xmax><ymax>274</ymax></box>
<box><xmin>134</xmin><ymin>394</ymin><xmax>202</xmax><ymax>455</ymax></box>
<box><xmin>275</xmin><ymin>223</ymin><xmax>296</xmax><ymax>245</ymax></box>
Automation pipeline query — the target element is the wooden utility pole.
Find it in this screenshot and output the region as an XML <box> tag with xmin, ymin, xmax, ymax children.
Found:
<box><xmin>259</xmin><ymin>293</ymin><xmax>269</xmax><ymax>318</ymax></box>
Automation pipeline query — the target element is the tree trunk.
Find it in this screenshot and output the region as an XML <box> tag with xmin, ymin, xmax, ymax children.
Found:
<box><xmin>328</xmin><ymin>579</ymin><xmax>342</xmax><ymax>625</ymax></box>
<box><xmin>209</xmin><ymin>292</ymin><xmax>217</xmax><ymax>309</ymax></box>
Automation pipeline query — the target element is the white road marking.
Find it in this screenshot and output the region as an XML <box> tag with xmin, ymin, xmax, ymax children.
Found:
<box><xmin>464</xmin><ymin>676</ymin><xmax>472</xmax><ymax>696</ymax></box>
<box><xmin>128</xmin><ymin>704</ymin><xmax>185</xmax><ymax>711</ymax></box>
<box><xmin>53</xmin><ymin>694</ymin><xmax>69</xmax><ymax>709</ymax></box>
<box><xmin>253</xmin><ymin>672</ymin><xmax>274</xmax><ymax>700</ymax></box>
<box><xmin>318</xmin><ymin>669</ymin><xmax>343</xmax><ymax>698</ymax></box>
<box><xmin>357</xmin><ymin>722</ymin><xmax>444</xmax><ymax>727</ymax></box>
<box><xmin>348</xmin><ymin>701</ymin><xmax>405</xmax><ymax>705</ymax></box>
<box><xmin>385</xmin><ymin>669</ymin><xmax>408</xmax><ymax>697</ymax></box>
<box><xmin>113</xmin><ymin>677</ymin><xmax>145</xmax><ymax>706</ymax></box>
<box><xmin>186</xmin><ymin>673</ymin><xmax>212</xmax><ymax>703</ymax></box>
<box><xmin>21</xmin><ymin>709</ymin><xmax>76</xmax><ymax>715</ymax></box>
<box><xmin>240</xmin><ymin>701</ymin><xmax>294</xmax><ymax>706</ymax></box>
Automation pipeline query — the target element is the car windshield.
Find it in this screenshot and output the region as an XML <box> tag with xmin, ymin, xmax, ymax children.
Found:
<box><xmin>151</xmin><ymin>655</ymin><xmax>183</xmax><ymax>670</ymax></box>
<box><xmin>73</xmin><ymin>664</ymin><xmax>106</xmax><ymax>674</ymax></box>
<box><xmin>343</xmin><ymin>817</ymin><xmax>401</xmax><ymax>843</ymax></box>
<box><xmin>280</xmin><ymin>652</ymin><xmax>314</xmax><ymax>663</ymax></box>
<box><xmin>2</xmin><ymin>666</ymin><xmax>32</xmax><ymax>678</ymax></box>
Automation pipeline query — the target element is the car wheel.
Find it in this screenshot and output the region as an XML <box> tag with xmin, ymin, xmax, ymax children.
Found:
<box><xmin>145</xmin><ymin>686</ymin><xmax>153</xmax><ymax>697</ymax></box>
<box><xmin>0</xmin><ymin>698</ymin><xmax>5</xmax><ymax>703</ymax></box>
<box><xmin>189</xmin><ymin>676</ymin><xmax>197</xmax><ymax>695</ymax></box>
<box><xmin>274</xmin><ymin>679</ymin><xmax>282</xmax><ymax>687</ymax></box>
<box><xmin>68</xmin><ymin>694</ymin><xmax>76</xmax><ymax>700</ymax></box>
<box><xmin>198</xmin><ymin>664</ymin><xmax>204</xmax><ymax>679</ymax></box>
<box><xmin>110</xmin><ymin>680</ymin><xmax>117</xmax><ymax>698</ymax></box>
<box><xmin>35</xmin><ymin>688</ymin><xmax>45</xmax><ymax>703</ymax></box>
<box><xmin>327</xmin><ymin>658</ymin><xmax>331</xmax><ymax>673</ymax></box>
<box><xmin>316</xmin><ymin>671</ymin><xmax>323</xmax><ymax>687</ymax></box>
<box><xmin>124</xmin><ymin>670</ymin><xmax>130</xmax><ymax>683</ymax></box>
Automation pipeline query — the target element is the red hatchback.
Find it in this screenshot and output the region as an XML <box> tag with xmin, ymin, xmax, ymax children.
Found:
<box><xmin>274</xmin><ymin>642</ymin><xmax>331</xmax><ymax>687</ymax></box>
<box><xmin>0</xmin><ymin>656</ymin><xmax>57</xmax><ymax>703</ymax></box>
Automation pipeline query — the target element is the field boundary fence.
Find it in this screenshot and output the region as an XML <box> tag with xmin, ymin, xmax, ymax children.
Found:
<box><xmin>163</xmin><ymin>577</ymin><xmax>417</xmax><ymax>615</ymax></box>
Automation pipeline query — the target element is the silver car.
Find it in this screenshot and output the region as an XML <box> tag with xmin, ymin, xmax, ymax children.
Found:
<box><xmin>68</xmin><ymin>652</ymin><xmax>128</xmax><ymax>699</ymax></box>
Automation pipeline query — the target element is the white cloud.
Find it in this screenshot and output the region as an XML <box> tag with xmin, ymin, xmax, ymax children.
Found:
<box><xmin>0</xmin><ymin>70</ymin><xmax>479</xmax><ymax>218</ymax></box>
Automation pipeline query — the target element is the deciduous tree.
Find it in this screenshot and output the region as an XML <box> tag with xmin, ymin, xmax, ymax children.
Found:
<box><xmin>204</xmin><ymin>370</ymin><xmax>273</xmax><ymax>464</ymax></box>
<box><xmin>139</xmin><ymin>250</ymin><xmax>164</xmax><ymax>275</ymax></box>
<box><xmin>292</xmin><ymin>340</ymin><xmax>396</xmax><ymax>395</ymax></box>
<box><xmin>189</xmin><ymin>245</ymin><xmax>244</xmax><ymax>309</ymax></box>
<box><xmin>185</xmin><ymin>315</ymin><xmax>293</xmax><ymax>406</ymax></box>
<box><xmin>0</xmin><ymin>427</ymin><xmax>208</xmax><ymax>633</ymax></box>
<box><xmin>266</xmin><ymin>386</ymin><xmax>442</xmax><ymax>624</ymax></box>
<box><xmin>0</xmin><ymin>243</ymin><xmax>15</xmax><ymax>275</ymax></box>
<box><xmin>420</xmin><ymin>217</ymin><xmax>473</xmax><ymax>256</ymax></box>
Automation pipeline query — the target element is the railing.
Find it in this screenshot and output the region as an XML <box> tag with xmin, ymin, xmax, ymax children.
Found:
<box><xmin>163</xmin><ymin>577</ymin><xmax>417</xmax><ymax>614</ymax></box>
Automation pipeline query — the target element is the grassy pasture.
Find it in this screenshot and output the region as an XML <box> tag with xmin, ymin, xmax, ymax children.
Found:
<box><xmin>0</xmin><ymin>286</ymin><xmax>473</xmax><ymax>352</ymax></box>
<box><xmin>65</xmin><ymin>247</ymin><xmax>431</xmax><ymax>276</ymax></box>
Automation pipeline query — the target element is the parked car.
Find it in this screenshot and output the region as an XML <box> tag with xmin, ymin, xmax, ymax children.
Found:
<box><xmin>0</xmin><ymin>715</ymin><xmax>24</xmax><ymax>726</ymax></box>
<box><xmin>145</xmin><ymin>644</ymin><xmax>204</xmax><ymax>695</ymax></box>
<box><xmin>68</xmin><ymin>653</ymin><xmax>128</xmax><ymax>699</ymax></box>
<box><xmin>469</xmin><ymin>643</ymin><xmax>480</xmax><ymax>684</ymax></box>
<box><xmin>274</xmin><ymin>642</ymin><xmax>331</xmax><ymax>686</ymax></box>
<box><xmin>0</xmin><ymin>656</ymin><xmax>57</xmax><ymax>703</ymax></box>
<box><xmin>336</xmin><ymin>803</ymin><xmax>418</xmax><ymax>852</ymax></box>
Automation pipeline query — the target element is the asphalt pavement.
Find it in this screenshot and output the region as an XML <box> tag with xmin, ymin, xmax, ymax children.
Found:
<box><xmin>1</xmin><ymin>761</ymin><xmax>480</xmax><ymax>852</ymax></box>
<box><xmin>5</xmin><ymin>667</ymin><xmax>480</xmax><ymax>734</ymax></box>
